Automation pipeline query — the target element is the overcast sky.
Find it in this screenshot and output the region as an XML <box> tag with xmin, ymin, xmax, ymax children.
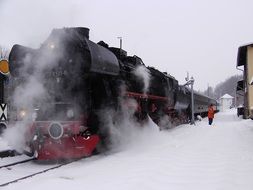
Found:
<box><xmin>0</xmin><ymin>0</ymin><xmax>252</xmax><ymax>91</ymax></box>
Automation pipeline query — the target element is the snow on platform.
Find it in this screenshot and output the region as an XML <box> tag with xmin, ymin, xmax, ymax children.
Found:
<box><xmin>3</xmin><ymin>109</ymin><xmax>253</xmax><ymax>190</ymax></box>
<box><xmin>0</xmin><ymin>137</ymin><xmax>11</xmax><ymax>151</ymax></box>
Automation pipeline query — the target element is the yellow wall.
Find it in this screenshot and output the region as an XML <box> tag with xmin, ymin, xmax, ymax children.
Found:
<box><xmin>247</xmin><ymin>46</ymin><xmax>253</xmax><ymax>117</ymax></box>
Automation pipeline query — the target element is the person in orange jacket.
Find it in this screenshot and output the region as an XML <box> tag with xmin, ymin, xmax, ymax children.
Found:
<box><xmin>208</xmin><ymin>104</ymin><xmax>215</xmax><ymax>125</ymax></box>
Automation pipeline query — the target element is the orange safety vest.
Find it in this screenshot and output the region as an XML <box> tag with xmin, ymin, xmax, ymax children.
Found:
<box><xmin>208</xmin><ymin>106</ymin><xmax>214</xmax><ymax>119</ymax></box>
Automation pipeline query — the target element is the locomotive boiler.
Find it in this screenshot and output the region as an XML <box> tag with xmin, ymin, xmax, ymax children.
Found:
<box><xmin>7</xmin><ymin>27</ymin><xmax>218</xmax><ymax>161</ymax></box>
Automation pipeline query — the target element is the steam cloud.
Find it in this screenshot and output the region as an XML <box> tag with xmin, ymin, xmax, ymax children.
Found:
<box><xmin>98</xmin><ymin>96</ymin><xmax>159</xmax><ymax>152</ymax></box>
<box><xmin>133</xmin><ymin>65</ymin><xmax>151</xmax><ymax>94</ymax></box>
<box><xmin>3</xmin><ymin>32</ymin><xmax>67</xmax><ymax>151</ymax></box>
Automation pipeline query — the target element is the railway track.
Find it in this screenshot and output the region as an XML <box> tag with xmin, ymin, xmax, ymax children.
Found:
<box><xmin>0</xmin><ymin>157</ymin><xmax>35</xmax><ymax>169</ymax></box>
<box><xmin>0</xmin><ymin>157</ymin><xmax>75</xmax><ymax>187</ymax></box>
<box><xmin>0</xmin><ymin>149</ymin><xmax>21</xmax><ymax>158</ymax></box>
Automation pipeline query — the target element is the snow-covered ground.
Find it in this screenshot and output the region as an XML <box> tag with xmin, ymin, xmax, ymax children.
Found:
<box><xmin>2</xmin><ymin>108</ymin><xmax>253</xmax><ymax>190</ymax></box>
<box><xmin>0</xmin><ymin>137</ymin><xmax>10</xmax><ymax>151</ymax></box>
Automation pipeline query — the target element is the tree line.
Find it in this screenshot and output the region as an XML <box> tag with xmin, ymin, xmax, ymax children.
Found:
<box><xmin>201</xmin><ymin>74</ymin><xmax>242</xmax><ymax>100</ymax></box>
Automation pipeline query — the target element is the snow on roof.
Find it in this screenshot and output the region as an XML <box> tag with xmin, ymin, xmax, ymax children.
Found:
<box><xmin>220</xmin><ymin>93</ymin><xmax>234</xmax><ymax>99</ymax></box>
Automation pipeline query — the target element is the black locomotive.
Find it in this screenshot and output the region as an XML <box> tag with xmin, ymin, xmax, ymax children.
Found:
<box><xmin>6</xmin><ymin>27</ymin><xmax>217</xmax><ymax>160</ymax></box>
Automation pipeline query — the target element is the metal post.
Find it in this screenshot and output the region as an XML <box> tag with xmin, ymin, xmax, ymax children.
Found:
<box><xmin>235</xmin><ymin>89</ymin><xmax>237</xmax><ymax>108</ymax></box>
<box><xmin>207</xmin><ymin>83</ymin><xmax>209</xmax><ymax>97</ymax></box>
<box><xmin>184</xmin><ymin>73</ymin><xmax>195</xmax><ymax>125</ymax></box>
<box><xmin>120</xmin><ymin>38</ymin><xmax>122</xmax><ymax>50</ymax></box>
<box><xmin>117</xmin><ymin>37</ymin><xmax>122</xmax><ymax>50</ymax></box>
<box><xmin>0</xmin><ymin>75</ymin><xmax>4</xmax><ymax>103</ymax></box>
<box><xmin>207</xmin><ymin>83</ymin><xmax>210</xmax><ymax>106</ymax></box>
<box><xmin>117</xmin><ymin>37</ymin><xmax>122</xmax><ymax>59</ymax></box>
<box><xmin>190</xmin><ymin>77</ymin><xmax>195</xmax><ymax>125</ymax></box>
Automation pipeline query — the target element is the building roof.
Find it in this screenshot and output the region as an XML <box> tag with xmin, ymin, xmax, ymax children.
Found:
<box><xmin>237</xmin><ymin>43</ymin><xmax>253</xmax><ymax>67</ymax></box>
<box><xmin>220</xmin><ymin>94</ymin><xmax>234</xmax><ymax>99</ymax></box>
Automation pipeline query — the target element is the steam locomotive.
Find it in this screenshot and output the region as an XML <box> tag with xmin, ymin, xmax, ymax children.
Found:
<box><xmin>6</xmin><ymin>27</ymin><xmax>217</xmax><ymax>161</ymax></box>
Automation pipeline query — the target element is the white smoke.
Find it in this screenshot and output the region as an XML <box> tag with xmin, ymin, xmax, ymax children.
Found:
<box><xmin>133</xmin><ymin>65</ymin><xmax>151</xmax><ymax>94</ymax></box>
<box><xmin>197</xmin><ymin>115</ymin><xmax>202</xmax><ymax>121</ymax></box>
<box><xmin>158</xmin><ymin>115</ymin><xmax>173</xmax><ymax>130</ymax></box>
<box><xmin>97</xmin><ymin>90</ymin><xmax>160</xmax><ymax>152</ymax></box>
<box><xmin>13</xmin><ymin>76</ymin><xmax>47</xmax><ymax>108</ymax></box>
<box><xmin>3</xmin><ymin>122</ymin><xmax>28</xmax><ymax>152</ymax></box>
<box><xmin>94</xmin><ymin>67</ymin><xmax>161</xmax><ymax>152</ymax></box>
<box><xmin>2</xmin><ymin>31</ymin><xmax>67</xmax><ymax>152</ymax></box>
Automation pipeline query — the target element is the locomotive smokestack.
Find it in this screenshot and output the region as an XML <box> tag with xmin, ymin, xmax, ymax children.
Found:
<box><xmin>66</xmin><ymin>27</ymin><xmax>90</xmax><ymax>39</ymax></box>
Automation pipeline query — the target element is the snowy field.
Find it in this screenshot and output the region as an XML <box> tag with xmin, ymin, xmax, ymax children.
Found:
<box><xmin>1</xmin><ymin>108</ymin><xmax>253</xmax><ymax>190</ymax></box>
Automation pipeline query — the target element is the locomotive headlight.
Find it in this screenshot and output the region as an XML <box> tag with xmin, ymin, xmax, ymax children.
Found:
<box><xmin>48</xmin><ymin>122</ymin><xmax>63</xmax><ymax>140</ymax></box>
<box><xmin>49</xmin><ymin>43</ymin><xmax>55</xmax><ymax>49</ymax></box>
<box><xmin>67</xmin><ymin>109</ymin><xmax>74</xmax><ymax>118</ymax></box>
<box><xmin>48</xmin><ymin>42</ymin><xmax>55</xmax><ymax>49</ymax></box>
<box><xmin>19</xmin><ymin>110</ymin><xmax>27</xmax><ymax>119</ymax></box>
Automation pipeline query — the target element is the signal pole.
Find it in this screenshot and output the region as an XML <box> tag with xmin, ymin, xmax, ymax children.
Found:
<box><xmin>0</xmin><ymin>75</ymin><xmax>3</xmax><ymax>103</ymax></box>
<box><xmin>184</xmin><ymin>73</ymin><xmax>195</xmax><ymax>125</ymax></box>
<box><xmin>117</xmin><ymin>37</ymin><xmax>122</xmax><ymax>50</ymax></box>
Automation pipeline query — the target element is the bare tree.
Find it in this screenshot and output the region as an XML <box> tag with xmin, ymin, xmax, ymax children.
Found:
<box><xmin>201</xmin><ymin>74</ymin><xmax>243</xmax><ymax>101</ymax></box>
<box><xmin>202</xmin><ymin>86</ymin><xmax>215</xmax><ymax>98</ymax></box>
<box><xmin>0</xmin><ymin>45</ymin><xmax>9</xmax><ymax>60</ymax></box>
<box><xmin>213</xmin><ymin>75</ymin><xmax>242</xmax><ymax>99</ymax></box>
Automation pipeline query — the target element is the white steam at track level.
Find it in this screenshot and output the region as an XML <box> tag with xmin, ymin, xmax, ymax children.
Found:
<box><xmin>98</xmin><ymin>96</ymin><xmax>159</xmax><ymax>151</ymax></box>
